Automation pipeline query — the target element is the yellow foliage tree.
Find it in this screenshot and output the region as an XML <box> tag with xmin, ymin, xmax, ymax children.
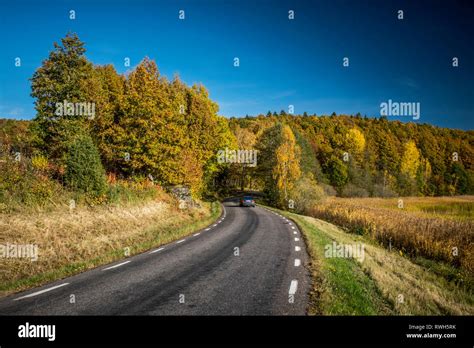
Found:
<box><xmin>233</xmin><ymin>125</ymin><xmax>257</xmax><ymax>190</ymax></box>
<box><xmin>347</xmin><ymin>127</ymin><xmax>366</xmax><ymax>155</ymax></box>
<box><xmin>273</xmin><ymin>125</ymin><xmax>301</xmax><ymax>202</ymax></box>
<box><xmin>400</xmin><ymin>140</ymin><xmax>421</xmax><ymax>180</ymax></box>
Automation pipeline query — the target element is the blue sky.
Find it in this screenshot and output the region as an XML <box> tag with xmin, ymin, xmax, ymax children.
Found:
<box><xmin>0</xmin><ymin>0</ymin><xmax>472</xmax><ymax>129</ymax></box>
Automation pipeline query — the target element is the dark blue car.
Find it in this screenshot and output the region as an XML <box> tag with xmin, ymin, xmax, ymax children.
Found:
<box><xmin>239</xmin><ymin>196</ymin><xmax>256</xmax><ymax>207</ymax></box>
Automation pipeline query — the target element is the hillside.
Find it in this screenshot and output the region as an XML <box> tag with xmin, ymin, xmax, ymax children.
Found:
<box><xmin>227</xmin><ymin>114</ymin><xmax>474</xmax><ymax>198</ymax></box>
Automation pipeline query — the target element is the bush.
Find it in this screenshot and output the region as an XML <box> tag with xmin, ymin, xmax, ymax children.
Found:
<box><xmin>0</xmin><ymin>153</ymin><xmax>62</xmax><ymax>210</ymax></box>
<box><xmin>289</xmin><ymin>174</ymin><xmax>326</xmax><ymax>214</ymax></box>
<box><xmin>106</xmin><ymin>178</ymin><xmax>159</xmax><ymax>205</ymax></box>
<box><xmin>341</xmin><ymin>184</ymin><xmax>369</xmax><ymax>198</ymax></box>
<box><xmin>31</xmin><ymin>154</ymin><xmax>49</xmax><ymax>172</ymax></box>
<box><xmin>372</xmin><ymin>184</ymin><xmax>398</xmax><ymax>198</ymax></box>
<box><xmin>321</xmin><ymin>183</ymin><xmax>337</xmax><ymax>197</ymax></box>
<box><xmin>64</xmin><ymin>134</ymin><xmax>107</xmax><ymax>198</ymax></box>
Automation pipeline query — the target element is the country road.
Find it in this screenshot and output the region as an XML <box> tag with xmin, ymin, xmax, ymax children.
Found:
<box><xmin>0</xmin><ymin>198</ymin><xmax>310</xmax><ymax>315</ymax></box>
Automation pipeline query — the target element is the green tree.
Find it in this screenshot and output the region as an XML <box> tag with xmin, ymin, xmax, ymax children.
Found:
<box><xmin>293</xmin><ymin>128</ymin><xmax>325</xmax><ymax>182</ymax></box>
<box><xmin>234</xmin><ymin>125</ymin><xmax>256</xmax><ymax>190</ymax></box>
<box><xmin>30</xmin><ymin>33</ymin><xmax>96</xmax><ymax>160</ymax></box>
<box><xmin>64</xmin><ymin>133</ymin><xmax>107</xmax><ymax>198</ymax></box>
<box><xmin>326</xmin><ymin>155</ymin><xmax>348</xmax><ymax>193</ymax></box>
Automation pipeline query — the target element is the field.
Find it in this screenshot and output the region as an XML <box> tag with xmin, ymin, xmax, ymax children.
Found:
<box><xmin>308</xmin><ymin>196</ymin><xmax>474</xmax><ymax>275</ymax></box>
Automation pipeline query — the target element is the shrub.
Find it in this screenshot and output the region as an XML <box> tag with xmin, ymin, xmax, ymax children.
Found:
<box><xmin>106</xmin><ymin>178</ymin><xmax>159</xmax><ymax>205</ymax></box>
<box><xmin>64</xmin><ymin>134</ymin><xmax>107</xmax><ymax>198</ymax></box>
<box><xmin>372</xmin><ymin>184</ymin><xmax>398</xmax><ymax>198</ymax></box>
<box><xmin>0</xmin><ymin>153</ymin><xmax>62</xmax><ymax>210</ymax></box>
<box><xmin>321</xmin><ymin>183</ymin><xmax>337</xmax><ymax>197</ymax></box>
<box><xmin>289</xmin><ymin>174</ymin><xmax>326</xmax><ymax>214</ymax></box>
<box><xmin>31</xmin><ymin>154</ymin><xmax>49</xmax><ymax>172</ymax></box>
<box><xmin>341</xmin><ymin>183</ymin><xmax>369</xmax><ymax>198</ymax></box>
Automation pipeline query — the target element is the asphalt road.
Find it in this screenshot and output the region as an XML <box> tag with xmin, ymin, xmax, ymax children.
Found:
<box><xmin>0</xmin><ymin>198</ymin><xmax>310</xmax><ymax>315</ymax></box>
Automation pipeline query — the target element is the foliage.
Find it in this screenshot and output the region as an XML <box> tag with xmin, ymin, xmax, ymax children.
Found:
<box><xmin>289</xmin><ymin>173</ymin><xmax>325</xmax><ymax>214</ymax></box>
<box><xmin>0</xmin><ymin>146</ymin><xmax>63</xmax><ymax>210</ymax></box>
<box><xmin>400</xmin><ymin>140</ymin><xmax>421</xmax><ymax>180</ymax></box>
<box><xmin>273</xmin><ymin>125</ymin><xmax>301</xmax><ymax>203</ymax></box>
<box><xmin>3</xmin><ymin>32</ymin><xmax>473</xmax><ymax>209</ymax></box>
<box><xmin>64</xmin><ymin>133</ymin><xmax>107</xmax><ymax>198</ymax></box>
<box><xmin>255</xmin><ymin>124</ymin><xmax>303</xmax><ymax>207</ymax></box>
<box><xmin>26</xmin><ymin>33</ymin><xmax>237</xmax><ymax>199</ymax></box>
<box><xmin>229</xmin><ymin>114</ymin><xmax>473</xmax><ymax>197</ymax></box>
<box><xmin>30</xmin><ymin>33</ymin><xmax>96</xmax><ymax>160</ymax></box>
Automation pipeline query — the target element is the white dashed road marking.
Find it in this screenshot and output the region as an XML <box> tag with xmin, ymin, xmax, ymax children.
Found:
<box><xmin>295</xmin><ymin>246</ymin><xmax>301</xmax><ymax>251</ymax></box>
<box><xmin>149</xmin><ymin>247</ymin><xmax>164</xmax><ymax>254</ymax></box>
<box><xmin>295</xmin><ymin>238</ymin><xmax>299</xmax><ymax>241</ymax></box>
<box><xmin>14</xmin><ymin>283</ymin><xmax>69</xmax><ymax>301</ymax></box>
<box><xmin>176</xmin><ymin>239</ymin><xmax>186</xmax><ymax>244</ymax></box>
<box><xmin>289</xmin><ymin>280</ymin><xmax>298</xmax><ymax>295</ymax></box>
<box><xmin>103</xmin><ymin>261</ymin><xmax>131</xmax><ymax>271</ymax></box>
<box><xmin>193</xmin><ymin>232</ymin><xmax>200</xmax><ymax>237</ymax></box>
<box><xmin>205</xmin><ymin>228</ymin><xmax>211</xmax><ymax>231</ymax></box>
<box><xmin>294</xmin><ymin>259</ymin><xmax>301</xmax><ymax>267</ymax></box>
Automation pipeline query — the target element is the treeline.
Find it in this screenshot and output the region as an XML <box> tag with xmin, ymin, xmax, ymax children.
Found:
<box><xmin>23</xmin><ymin>33</ymin><xmax>235</xmax><ymax>199</ymax></box>
<box><xmin>1</xmin><ymin>33</ymin><xmax>473</xmax><ymax>209</ymax></box>
<box><xmin>227</xmin><ymin>113</ymin><xmax>474</xmax><ymax>203</ymax></box>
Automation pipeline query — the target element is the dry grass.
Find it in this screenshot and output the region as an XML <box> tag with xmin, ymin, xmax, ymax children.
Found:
<box><xmin>308</xmin><ymin>196</ymin><xmax>474</xmax><ymax>273</ymax></box>
<box><xmin>355</xmin><ymin>196</ymin><xmax>473</xmax><ymax>220</ymax></box>
<box><xmin>296</xmin><ymin>214</ymin><xmax>474</xmax><ymax>315</ymax></box>
<box><xmin>0</xmin><ymin>194</ymin><xmax>218</xmax><ymax>297</ymax></box>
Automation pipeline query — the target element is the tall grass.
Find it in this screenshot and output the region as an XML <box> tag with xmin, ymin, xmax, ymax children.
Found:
<box><xmin>308</xmin><ymin>197</ymin><xmax>474</xmax><ymax>273</ymax></box>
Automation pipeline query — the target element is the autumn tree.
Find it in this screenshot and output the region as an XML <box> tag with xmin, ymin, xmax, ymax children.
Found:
<box><xmin>400</xmin><ymin>140</ymin><xmax>421</xmax><ymax>180</ymax></box>
<box><xmin>346</xmin><ymin>127</ymin><xmax>366</xmax><ymax>161</ymax></box>
<box><xmin>103</xmin><ymin>59</ymin><xmax>235</xmax><ymax>196</ymax></box>
<box><xmin>273</xmin><ymin>125</ymin><xmax>301</xmax><ymax>200</ymax></box>
<box><xmin>232</xmin><ymin>125</ymin><xmax>256</xmax><ymax>190</ymax></box>
<box><xmin>183</xmin><ymin>84</ymin><xmax>236</xmax><ymax>195</ymax></box>
<box><xmin>256</xmin><ymin>124</ymin><xmax>283</xmax><ymax>203</ymax></box>
<box><xmin>89</xmin><ymin>64</ymin><xmax>125</xmax><ymax>173</ymax></box>
<box><xmin>231</xmin><ymin>113</ymin><xmax>473</xmax><ymax>197</ymax></box>
<box><xmin>398</xmin><ymin>140</ymin><xmax>421</xmax><ymax>195</ymax></box>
